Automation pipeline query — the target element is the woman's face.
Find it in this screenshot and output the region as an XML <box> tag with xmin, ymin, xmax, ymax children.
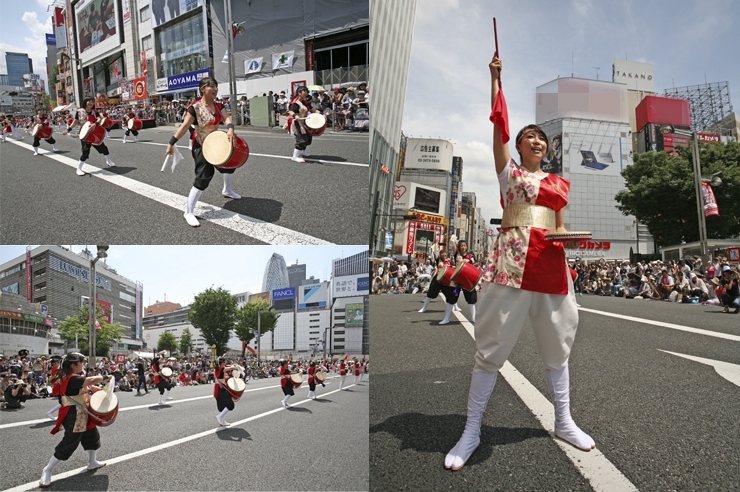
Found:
<box><xmin>517</xmin><ymin>130</ymin><xmax>548</xmax><ymax>161</ymax></box>
<box><xmin>458</xmin><ymin>242</ymin><xmax>468</xmax><ymax>254</ymax></box>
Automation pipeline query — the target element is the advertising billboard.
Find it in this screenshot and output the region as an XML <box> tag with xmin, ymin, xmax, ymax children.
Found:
<box><xmin>298</xmin><ymin>283</ymin><xmax>328</xmax><ymax>309</ymax></box>
<box><xmin>271</xmin><ymin>287</ymin><xmax>295</xmax><ymax>311</ymax></box>
<box><xmin>157</xmin><ymin>68</ymin><xmax>210</xmax><ymax>92</ymax></box>
<box><xmin>541</xmin><ymin>133</ymin><xmax>562</xmax><ymax>174</ymax></box>
<box><xmin>635</xmin><ymin>95</ymin><xmax>691</xmax><ymax>134</ymax></box>
<box><xmin>404</xmin><ymin>138</ymin><xmax>455</xmax><ymax>172</ymax></box>
<box><xmin>45</xmin><ymin>34</ymin><xmax>56</xmax><ymax>45</ymax></box>
<box><xmin>562</xmin><ymin>119</ymin><xmax>631</xmax><ymax>177</ymax></box>
<box><xmin>536</xmin><ymin>78</ymin><xmax>629</xmax><ymax>124</ymax></box>
<box><xmin>345</xmin><ymin>303</ymin><xmax>364</xmax><ymax>327</ymax></box>
<box><xmin>150</xmin><ymin>0</ymin><xmax>203</xmax><ymax>28</ymax></box>
<box><xmin>333</xmin><ymin>274</ymin><xmax>370</xmax><ymax>298</ymax></box>
<box><xmin>394</xmin><ymin>181</ymin><xmax>447</xmax><ymax>216</ymax></box>
<box><xmin>612</xmin><ymin>59</ymin><xmax>655</xmax><ymax>93</ymax></box>
<box><xmin>76</xmin><ymin>0</ymin><xmax>120</xmax><ymax>64</ymax></box>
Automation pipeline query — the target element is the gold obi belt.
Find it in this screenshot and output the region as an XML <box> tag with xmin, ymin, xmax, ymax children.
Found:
<box><xmin>62</xmin><ymin>393</ymin><xmax>90</xmax><ymax>432</ymax></box>
<box><xmin>501</xmin><ymin>204</ymin><xmax>556</xmax><ymax>231</ymax></box>
<box><xmin>61</xmin><ymin>394</ymin><xmax>87</xmax><ymax>407</ymax></box>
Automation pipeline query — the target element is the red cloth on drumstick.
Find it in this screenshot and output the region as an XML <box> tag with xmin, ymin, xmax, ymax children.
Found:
<box><xmin>489</xmin><ymin>88</ymin><xmax>510</xmax><ymax>144</ymax></box>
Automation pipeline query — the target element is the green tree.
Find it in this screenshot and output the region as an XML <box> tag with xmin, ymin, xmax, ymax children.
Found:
<box><xmin>615</xmin><ymin>141</ymin><xmax>740</xmax><ymax>247</ymax></box>
<box><xmin>157</xmin><ymin>331</ymin><xmax>178</xmax><ymax>353</ymax></box>
<box><xmin>179</xmin><ymin>327</ymin><xmax>194</xmax><ymax>355</ymax></box>
<box><xmin>57</xmin><ymin>304</ymin><xmax>125</xmax><ymax>357</ymax></box>
<box><xmin>188</xmin><ymin>287</ymin><xmax>237</xmax><ymax>355</ymax></box>
<box><xmin>234</xmin><ymin>301</ymin><xmax>280</xmax><ymax>359</ymax></box>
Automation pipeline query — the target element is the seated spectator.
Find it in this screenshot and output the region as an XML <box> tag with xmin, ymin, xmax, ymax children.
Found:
<box><xmin>719</xmin><ymin>266</ymin><xmax>739</xmax><ymax>313</ymax></box>
<box><xmin>689</xmin><ymin>273</ymin><xmax>708</xmax><ymax>301</ymax></box>
<box><xmin>672</xmin><ymin>271</ymin><xmax>690</xmax><ymax>302</ymax></box>
<box><xmin>3</xmin><ymin>378</ymin><xmax>31</xmax><ymax>409</ymax></box>
<box><xmin>656</xmin><ymin>269</ymin><xmax>674</xmax><ymax>299</ymax></box>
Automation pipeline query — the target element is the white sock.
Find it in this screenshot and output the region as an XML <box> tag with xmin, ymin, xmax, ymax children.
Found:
<box><xmin>292</xmin><ymin>148</ymin><xmax>305</xmax><ymax>162</ymax></box>
<box><xmin>40</xmin><ymin>455</ymin><xmax>60</xmax><ymax>486</ymax></box>
<box><xmin>87</xmin><ymin>449</ymin><xmax>105</xmax><ymax>469</ymax></box>
<box><xmin>52</xmin><ymin>145</ymin><xmax>59</xmax><ymax>151</ymax></box>
<box><xmin>546</xmin><ymin>366</ymin><xmax>595</xmax><ymax>451</ymax></box>
<box><xmin>184</xmin><ymin>187</ymin><xmax>203</xmax><ymax>227</ymax></box>
<box><xmin>419</xmin><ymin>298</ymin><xmax>431</xmax><ymax>313</ymax></box>
<box><xmin>135</xmin><ymin>136</ymin><xmax>139</xmax><ymax>142</ymax></box>
<box><xmin>47</xmin><ymin>403</ymin><xmax>61</xmax><ymax>419</ymax></box>
<box><xmin>76</xmin><ymin>160</ymin><xmax>85</xmax><ymax>176</ymax></box>
<box><xmin>222</xmin><ymin>173</ymin><xmax>241</xmax><ymax>199</ymax></box>
<box><xmin>470</xmin><ymin>304</ymin><xmax>476</xmax><ymax>323</ymax></box>
<box><xmin>439</xmin><ymin>304</ymin><xmax>454</xmax><ymax>324</ymax></box>
<box><xmin>34</xmin><ymin>147</ymin><xmax>39</xmax><ymax>155</ymax></box>
<box><xmin>165</xmin><ymin>389</ymin><xmax>173</xmax><ymax>400</ymax></box>
<box><xmin>454</xmin><ymin>303</ymin><xmax>462</xmax><ymax>311</ymax></box>
<box><xmin>106</xmin><ymin>156</ymin><xmax>115</xmax><ymax>167</ymax></box>
<box><xmin>123</xmin><ymin>135</ymin><xmax>127</xmax><ymax>143</ymax></box>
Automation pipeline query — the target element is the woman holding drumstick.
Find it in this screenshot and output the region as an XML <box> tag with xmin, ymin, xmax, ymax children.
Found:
<box><xmin>165</xmin><ymin>76</ymin><xmax>242</xmax><ymax>227</ymax></box>
<box><xmin>444</xmin><ymin>54</ymin><xmax>594</xmax><ymax>472</ymax></box>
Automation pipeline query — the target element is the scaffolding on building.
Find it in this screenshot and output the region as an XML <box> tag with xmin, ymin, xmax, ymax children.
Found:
<box><xmin>663</xmin><ymin>81</ymin><xmax>733</xmax><ymax>132</ymax></box>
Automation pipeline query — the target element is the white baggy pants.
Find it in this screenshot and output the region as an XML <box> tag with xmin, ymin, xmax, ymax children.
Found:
<box><xmin>473</xmin><ymin>276</ymin><xmax>578</xmax><ymax>373</ymax></box>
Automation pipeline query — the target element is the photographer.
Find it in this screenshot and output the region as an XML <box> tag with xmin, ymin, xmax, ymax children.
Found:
<box><xmin>720</xmin><ymin>265</ymin><xmax>739</xmax><ymax>314</ymax></box>
<box><xmin>4</xmin><ymin>378</ymin><xmax>31</xmax><ymax>409</ymax></box>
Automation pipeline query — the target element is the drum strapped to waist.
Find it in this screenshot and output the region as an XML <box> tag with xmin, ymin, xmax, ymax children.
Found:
<box><xmin>79</xmin><ymin>121</ymin><xmax>105</xmax><ymax>145</ymax></box>
<box><xmin>100</xmin><ymin>117</ymin><xmax>114</xmax><ymax>129</ymax></box>
<box><xmin>225</xmin><ymin>377</ymin><xmax>246</xmax><ymax>401</ymax></box>
<box><xmin>32</xmin><ymin>123</ymin><xmax>53</xmax><ymax>139</ymax></box>
<box><xmin>315</xmin><ymin>371</ymin><xmax>327</xmax><ymax>383</ymax></box>
<box><xmin>290</xmin><ymin>373</ymin><xmax>303</xmax><ymax>388</ymax></box>
<box><xmin>450</xmin><ymin>262</ymin><xmax>482</xmax><ymax>292</ymax></box>
<box><xmin>127</xmin><ymin>118</ymin><xmax>142</xmax><ymax>131</ymax></box>
<box><xmin>304</xmin><ymin>113</ymin><xmax>327</xmax><ymax>137</ymax></box>
<box><xmin>201</xmin><ymin>130</ymin><xmax>249</xmax><ymax>170</ymax></box>
<box><xmin>436</xmin><ymin>266</ymin><xmax>456</xmax><ymax>287</ymax></box>
<box><xmin>501</xmin><ymin>204</ymin><xmax>556</xmax><ymax>231</ymax></box>
<box><xmin>88</xmin><ymin>378</ymin><xmax>119</xmax><ymax>427</ymax></box>
<box><xmin>161</xmin><ymin>367</ymin><xmax>173</xmax><ymax>378</ymax></box>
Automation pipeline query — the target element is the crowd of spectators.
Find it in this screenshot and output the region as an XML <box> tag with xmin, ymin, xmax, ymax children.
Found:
<box><xmin>372</xmin><ymin>255</ymin><xmax>740</xmax><ymax>313</ymax></box>
<box><xmin>1</xmin><ymin>353</ymin><xmax>368</xmax><ymax>409</ymax></box>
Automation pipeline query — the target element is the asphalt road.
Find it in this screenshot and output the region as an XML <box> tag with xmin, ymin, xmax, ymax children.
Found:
<box><xmin>369</xmin><ymin>291</ymin><xmax>740</xmax><ymax>491</ymax></box>
<box><xmin>1</xmin><ymin>374</ymin><xmax>368</xmax><ymax>492</ymax></box>
<box><xmin>0</xmin><ymin>126</ymin><xmax>368</xmax><ymax>245</ymax></box>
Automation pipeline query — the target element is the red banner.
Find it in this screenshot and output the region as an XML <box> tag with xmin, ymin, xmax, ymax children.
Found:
<box><xmin>701</xmin><ymin>182</ymin><xmax>720</xmax><ymax>217</ymax></box>
<box><xmin>141</xmin><ymin>51</ymin><xmax>147</xmax><ymax>75</ymax></box>
<box><xmin>96</xmin><ymin>299</ymin><xmax>112</xmax><ymax>323</ymax></box>
<box><xmin>54</xmin><ymin>7</ymin><xmax>64</xmax><ymax>27</ymax></box>
<box><xmin>133</xmin><ymin>77</ymin><xmax>147</xmax><ymax>100</ymax></box>
<box><xmin>26</xmin><ymin>250</ymin><xmax>31</xmax><ymax>301</ymax></box>
<box><xmin>697</xmin><ymin>133</ymin><xmax>721</xmax><ymax>144</ymax></box>
<box><xmin>406</xmin><ymin>222</ymin><xmax>416</xmax><ymax>254</ymax></box>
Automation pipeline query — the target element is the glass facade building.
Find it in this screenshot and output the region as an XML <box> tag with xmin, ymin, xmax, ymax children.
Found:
<box><xmin>156</xmin><ymin>13</ymin><xmax>207</xmax><ymax>79</ymax></box>
<box><xmin>262</xmin><ymin>253</ymin><xmax>290</xmax><ymax>293</ymax></box>
<box><xmin>5</xmin><ymin>52</ymin><xmax>33</xmax><ymax>87</ymax></box>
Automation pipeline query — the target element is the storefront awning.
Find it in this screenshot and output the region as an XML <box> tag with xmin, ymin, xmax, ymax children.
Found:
<box><xmin>52</xmin><ymin>103</ymin><xmax>77</xmax><ymax>112</ymax></box>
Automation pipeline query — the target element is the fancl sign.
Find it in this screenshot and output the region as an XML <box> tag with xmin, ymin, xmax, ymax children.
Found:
<box><xmin>272</xmin><ymin>287</ymin><xmax>295</xmax><ymax>300</ymax></box>
<box><xmin>166</xmin><ymin>68</ymin><xmax>209</xmax><ymax>91</ymax></box>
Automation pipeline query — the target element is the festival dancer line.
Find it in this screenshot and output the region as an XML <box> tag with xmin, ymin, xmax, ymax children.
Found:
<box><xmin>279</xmin><ymin>359</ymin><xmax>295</xmax><ymax>407</ymax></box>
<box><xmin>165</xmin><ymin>76</ymin><xmax>242</xmax><ymax>227</ymax></box>
<box><xmin>214</xmin><ymin>357</ymin><xmax>237</xmax><ymax>426</ymax></box>
<box><xmin>31</xmin><ymin>109</ymin><xmax>60</xmax><ymax>155</ymax></box>
<box><xmin>65</xmin><ymin>97</ymin><xmax>116</xmax><ymax>176</ymax></box>
<box><xmin>444</xmin><ymin>54</ymin><xmax>594</xmax><ymax>472</ymax></box>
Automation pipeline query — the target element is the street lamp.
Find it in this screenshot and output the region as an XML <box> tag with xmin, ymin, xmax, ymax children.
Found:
<box><xmin>323</xmin><ymin>326</ymin><xmax>333</xmax><ymax>360</ymax></box>
<box><xmin>88</xmin><ymin>245</ymin><xmax>109</xmax><ymax>369</ymax></box>
<box><xmin>659</xmin><ymin>125</ymin><xmax>722</xmax><ymax>260</ymax></box>
<box><xmin>256</xmin><ymin>307</ymin><xmax>274</xmax><ymax>362</ymax></box>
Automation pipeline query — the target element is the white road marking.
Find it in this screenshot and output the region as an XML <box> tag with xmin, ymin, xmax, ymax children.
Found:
<box><xmin>578</xmin><ymin>307</ymin><xmax>740</xmax><ymax>342</ymax></box>
<box><xmin>3</xmin><ymin>383</ymin><xmax>361</xmax><ymax>492</ymax></box>
<box><xmin>659</xmin><ymin>350</ymin><xmax>740</xmax><ymax>387</ymax></box>
<box><xmin>452</xmin><ymin>307</ymin><xmax>638</xmax><ymax>491</ymax></box>
<box><xmin>5</xmin><ymin>139</ymin><xmax>333</xmax><ymax>245</ymax></box>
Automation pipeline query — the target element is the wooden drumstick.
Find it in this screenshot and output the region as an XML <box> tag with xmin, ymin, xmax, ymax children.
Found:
<box><xmin>161</xmin><ymin>155</ymin><xmax>171</xmax><ymax>172</ymax></box>
<box><xmin>493</xmin><ymin>17</ymin><xmax>502</xmax><ymax>89</ymax></box>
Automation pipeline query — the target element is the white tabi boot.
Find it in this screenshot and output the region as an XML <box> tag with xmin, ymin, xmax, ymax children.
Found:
<box><xmin>33</xmin><ymin>146</ymin><xmax>40</xmax><ymax>155</ymax></box>
<box><xmin>158</xmin><ymin>393</ymin><xmax>164</xmax><ymax>405</ymax></box>
<box><xmin>282</xmin><ymin>395</ymin><xmax>291</xmax><ymax>407</ymax></box>
<box><xmin>39</xmin><ymin>455</ymin><xmax>60</xmax><ymax>488</ymax></box>
<box><xmin>52</xmin><ymin>144</ymin><xmax>59</xmax><ymax>152</ymax></box>
<box><xmin>165</xmin><ymin>389</ymin><xmax>173</xmax><ymax>401</ymax></box>
<box><xmin>134</xmin><ymin>136</ymin><xmax>139</xmax><ymax>143</ymax></box>
<box><xmin>439</xmin><ymin>304</ymin><xmax>454</xmax><ymax>325</ymax></box>
<box><xmin>545</xmin><ymin>365</ymin><xmax>595</xmax><ymax>451</ymax></box>
<box><xmin>454</xmin><ymin>303</ymin><xmax>462</xmax><ymax>312</ymax></box>
<box><xmin>222</xmin><ymin>173</ymin><xmax>241</xmax><ymax>199</ymax></box>
<box><xmin>76</xmin><ymin>160</ymin><xmax>85</xmax><ymax>176</ymax></box>
<box><xmin>444</xmin><ymin>370</ymin><xmax>497</xmax><ymax>470</ymax></box>
<box><xmin>469</xmin><ymin>304</ymin><xmax>476</xmax><ymax>323</ymax></box>
<box><xmin>122</xmin><ymin>134</ymin><xmax>127</xmax><ymax>143</ymax></box>
<box><xmin>418</xmin><ymin>298</ymin><xmax>431</xmax><ymax>313</ymax></box>
<box><xmin>184</xmin><ymin>187</ymin><xmax>203</xmax><ymax>227</ymax></box>
<box><xmin>87</xmin><ymin>449</ymin><xmax>106</xmax><ymax>470</ymax></box>
<box><xmin>299</xmin><ymin>149</ymin><xmax>309</xmax><ymax>157</ymax></box>
<box><xmin>46</xmin><ymin>403</ymin><xmax>61</xmax><ymax>420</ymax></box>
<box><xmin>105</xmin><ymin>156</ymin><xmax>115</xmax><ymax>167</ymax></box>
<box><xmin>291</xmin><ymin>148</ymin><xmax>305</xmax><ymax>163</ymax></box>
<box><xmin>216</xmin><ymin>408</ymin><xmax>230</xmax><ymax>426</ymax></box>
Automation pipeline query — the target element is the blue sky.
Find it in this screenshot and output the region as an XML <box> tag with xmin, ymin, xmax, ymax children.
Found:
<box><xmin>0</xmin><ymin>245</ymin><xmax>367</xmax><ymax>307</ymax></box>
<box><xmin>0</xmin><ymin>0</ymin><xmax>57</xmax><ymax>89</ymax></box>
<box><xmin>402</xmin><ymin>0</ymin><xmax>740</xmax><ymax>221</ymax></box>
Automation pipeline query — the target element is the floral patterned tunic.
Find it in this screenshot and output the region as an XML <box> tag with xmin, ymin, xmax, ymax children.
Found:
<box><xmin>486</xmin><ymin>160</ymin><xmax>571</xmax><ymax>295</ymax></box>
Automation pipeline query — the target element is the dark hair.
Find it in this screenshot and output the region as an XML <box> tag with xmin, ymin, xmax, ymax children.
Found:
<box><xmin>82</xmin><ymin>97</ymin><xmax>95</xmax><ymax>108</ymax></box>
<box><xmin>296</xmin><ymin>86</ymin><xmax>308</xmax><ymax>94</ymax></box>
<box><xmin>514</xmin><ymin>124</ymin><xmax>550</xmax><ymax>162</ymax></box>
<box><xmin>218</xmin><ymin>357</ymin><xmax>227</xmax><ymax>366</ymax></box>
<box><xmin>457</xmin><ymin>240</ymin><xmax>468</xmax><ymax>250</ymax></box>
<box><xmin>60</xmin><ymin>352</ymin><xmax>86</xmax><ymax>378</ymax></box>
<box><xmin>198</xmin><ymin>76</ymin><xmax>218</xmax><ymax>94</ymax></box>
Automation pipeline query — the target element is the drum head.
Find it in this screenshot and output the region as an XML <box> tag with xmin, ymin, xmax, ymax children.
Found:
<box><xmin>315</xmin><ymin>371</ymin><xmax>326</xmax><ymax>382</ymax></box>
<box><xmin>436</xmin><ymin>267</ymin><xmax>448</xmax><ymax>282</ymax></box>
<box><xmin>202</xmin><ymin>131</ymin><xmax>233</xmax><ymax>166</ymax></box>
<box><xmin>161</xmin><ymin>367</ymin><xmax>173</xmax><ymax>377</ymax></box>
<box><xmin>453</xmin><ymin>262</ymin><xmax>466</xmax><ymax>277</ymax></box>
<box><xmin>290</xmin><ymin>373</ymin><xmax>303</xmax><ymax>384</ymax></box>
<box><xmin>227</xmin><ymin>378</ymin><xmax>246</xmax><ymax>392</ymax></box>
<box><xmin>127</xmin><ymin>118</ymin><xmax>134</xmax><ymax>129</ymax></box>
<box><xmin>32</xmin><ymin>124</ymin><xmax>42</xmax><ymax>136</ymax></box>
<box><xmin>79</xmin><ymin>121</ymin><xmax>95</xmax><ymax>139</ymax></box>
<box><xmin>305</xmin><ymin>113</ymin><xmax>326</xmax><ymax>130</ymax></box>
<box><xmin>89</xmin><ymin>390</ymin><xmax>118</xmax><ymax>413</ymax></box>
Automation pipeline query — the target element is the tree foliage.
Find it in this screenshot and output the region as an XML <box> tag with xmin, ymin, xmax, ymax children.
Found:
<box><xmin>234</xmin><ymin>300</ymin><xmax>280</xmax><ymax>359</ymax></box>
<box><xmin>615</xmin><ymin>141</ymin><xmax>740</xmax><ymax>247</ymax></box>
<box><xmin>188</xmin><ymin>287</ymin><xmax>237</xmax><ymax>356</ymax></box>
<box><xmin>179</xmin><ymin>327</ymin><xmax>194</xmax><ymax>355</ymax></box>
<box><xmin>57</xmin><ymin>304</ymin><xmax>125</xmax><ymax>357</ymax></box>
<box><xmin>157</xmin><ymin>331</ymin><xmax>178</xmax><ymax>353</ymax></box>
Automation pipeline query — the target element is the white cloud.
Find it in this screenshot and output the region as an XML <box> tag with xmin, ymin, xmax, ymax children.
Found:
<box><xmin>0</xmin><ymin>11</ymin><xmax>52</xmax><ymax>88</ymax></box>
